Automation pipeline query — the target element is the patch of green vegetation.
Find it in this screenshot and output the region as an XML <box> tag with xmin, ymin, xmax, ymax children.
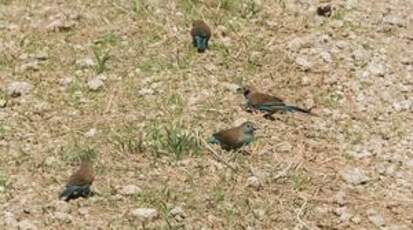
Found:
<box><xmin>289</xmin><ymin>172</ymin><xmax>311</xmax><ymax>191</ymax></box>
<box><xmin>146</xmin><ymin>124</ymin><xmax>201</xmax><ymax>160</ymax></box>
<box><xmin>61</xmin><ymin>144</ymin><xmax>97</xmax><ymax>162</ymax></box>
<box><xmin>94</xmin><ymin>33</ymin><xmax>119</xmax><ymax>46</ymax></box>
<box><xmin>177</xmin><ymin>0</ymin><xmax>199</xmax><ymax>16</ymax></box>
<box><xmin>133</xmin><ymin>185</ymin><xmax>177</xmax><ymax>228</ymax></box>
<box><xmin>332</xmin><ymin>8</ymin><xmax>346</xmax><ymax>20</ymax></box>
<box><xmin>93</xmin><ymin>47</ymin><xmax>111</xmax><ymax>74</ymax></box>
<box><xmin>110</xmin><ymin>123</ymin><xmax>145</xmax><ymax>155</ymax></box>
<box><xmin>241</xmin><ymin>0</ymin><xmax>261</xmax><ymax>18</ymax></box>
<box><xmin>132</xmin><ymin>0</ymin><xmax>152</xmax><ymax>16</ymax></box>
<box><xmin>218</xmin><ymin>0</ymin><xmax>235</xmax><ymax>11</ymax></box>
<box><xmin>0</xmin><ymin>172</ymin><xmax>9</xmax><ymax>193</ymax></box>
<box><xmin>320</xmin><ymin>92</ymin><xmax>342</xmax><ymax>108</ymax></box>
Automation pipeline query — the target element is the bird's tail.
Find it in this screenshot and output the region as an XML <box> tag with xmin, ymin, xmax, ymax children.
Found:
<box><xmin>59</xmin><ymin>185</ymin><xmax>90</xmax><ymax>202</ymax></box>
<box><xmin>283</xmin><ymin>105</ymin><xmax>314</xmax><ymax>115</ymax></box>
<box><xmin>194</xmin><ymin>36</ymin><xmax>207</xmax><ymax>53</ymax></box>
<box><xmin>207</xmin><ymin>136</ymin><xmax>219</xmax><ymax>144</ymax></box>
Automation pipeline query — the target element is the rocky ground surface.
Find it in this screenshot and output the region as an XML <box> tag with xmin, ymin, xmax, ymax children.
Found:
<box><xmin>0</xmin><ymin>0</ymin><xmax>412</xmax><ymax>229</ymax></box>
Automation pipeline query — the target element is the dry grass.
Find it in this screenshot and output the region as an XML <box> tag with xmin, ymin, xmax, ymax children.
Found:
<box><xmin>1</xmin><ymin>0</ymin><xmax>413</xmax><ymax>229</ymax></box>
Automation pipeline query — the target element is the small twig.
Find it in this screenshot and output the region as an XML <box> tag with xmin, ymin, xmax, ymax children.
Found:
<box><xmin>273</xmin><ymin>161</ymin><xmax>294</xmax><ymax>181</ymax></box>
<box><xmin>295</xmin><ymin>198</ymin><xmax>314</xmax><ymax>230</ymax></box>
<box><xmin>199</xmin><ymin>138</ymin><xmax>237</xmax><ymax>172</ymax></box>
<box><xmin>104</xmin><ymin>89</ymin><xmax>117</xmax><ymax>114</ymax></box>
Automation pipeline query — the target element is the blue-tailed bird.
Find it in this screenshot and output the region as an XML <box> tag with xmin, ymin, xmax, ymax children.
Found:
<box><xmin>242</xmin><ymin>87</ymin><xmax>314</xmax><ymax>120</ymax></box>
<box><xmin>191</xmin><ymin>20</ymin><xmax>211</xmax><ymax>53</ymax></box>
<box><xmin>59</xmin><ymin>157</ymin><xmax>95</xmax><ymax>202</ymax></box>
<box><xmin>208</xmin><ymin>121</ymin><xmax>256</xmax><ymax>151</ymax></box>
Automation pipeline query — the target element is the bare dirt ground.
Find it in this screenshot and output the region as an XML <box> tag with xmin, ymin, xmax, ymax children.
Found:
<box><xmin>1</xmin><ymin>0</ymin><xmax>412</xmax><ymax>229</ymax></box>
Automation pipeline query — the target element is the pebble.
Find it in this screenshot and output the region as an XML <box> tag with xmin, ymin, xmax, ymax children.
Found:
<box><xmin>383</xmin><ymin>15</ymin><xmax>406</xmax><ymax>27</ymax></box>
<box><xmin>169</xmin><ymin>206</ymin><xmax>186</xmax><ymax>220</ymax></box>
<box><xmin>138</xmin><ymin>88</ymin><xmax>154</xmax><ymax>96</ymax></box>
<box><xmin>84</xmin><ymin>128</ymin><xmax>97</xmax><ymax>138</ymax></box>
<box><xmin>246</xmin><ymin>176</ymin><xmax>261</xmax><ymax>189</ymax></box>
<box><xmin>6</xmin><ymin>81</ymin><xmax>34</xmax><ymax>97</ymax></box>
<box><xmin>76</xmin><ymin>57</ymin><xmax>95</xmax><ymax>69</ymax></box>
<box><xmin>333</xmin><ymin>207</ymin><xmax>353</xmax><ymax>222</ymax></box>
<box><xmin>295</xmin><ymin>56</ymin><xmax>312</xmax><ymax>71</ymax></box>
<box><xmin>0</xmin><ymin>99</ymin><xmax>7</xmax><ymax>108</ymax></box>
<box><xmin>118</xmin><ymin>185</ymin><xmax>142</xmax><ymax>195</ymax></box>
<box><xmin>367</xmin><ymin>209</ymin><xmax>385</xmax><ymax>227</ymax></box>
<box><xmin>340</xmin><ymin>167</ymin><xmax>369</xmax><ymax>185</ymax></box>
<box><xmin>18</xmin><ymin>220</ymin><xmax>38</xmax><ymax>230</ymax></box>
<box><xmin>334</xmin><ymin>190</ymin><xmax>347</xmax><ymax>206</ymax></box>
<box><xmin>222</xmin><ymin>82</ymin><xmax>241</xmax><ymax>93</ymax></box>
<box><xmin>87</xmin><ymin>78</ymin><xmax>104</xmax><ymax>91</ymax></box>
<box><xmin>130</xmin><ymin>208</ymin><xmax>159</xmax><ymax>222</ymax></box>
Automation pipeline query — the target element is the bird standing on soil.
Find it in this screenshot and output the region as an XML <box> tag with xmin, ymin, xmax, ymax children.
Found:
<box><xmin>190</xmin><ymin>20</ymin><xmax>211</xmax><ymax>53</ymax></box>
<box><xmin>208</xmin><ymin>121</ymin><xmax>256</xmax><ymax>151</ymax></box>
<box><xmin>59</xmin><ymin>156</ymin><xmax>95</xmax><ymax>202</ymax></box>
<box><xmin>242</xmin><ymin>87</ymin><xmax>314</xmax><ymax>120</ymax></box>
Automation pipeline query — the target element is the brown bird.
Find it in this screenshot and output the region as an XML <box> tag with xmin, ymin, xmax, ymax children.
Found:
<box><xmin>59</xmin><ymin>156</ymin><xmax>95</xmax><ymax>202</ymax></box>
<box><xmin>242</xmin><ymin>87</ymin><xmax>314</xmax><ymax>120</ymax></box>
<box><xmin>190</xmin><ymin>20</ymin><xmax>211</xmax><ymax>53</ymax></box>
<box><xmin>208</xmin><ymin>121</ymin><xmax>256</xmax><ymax>151</ymax></box>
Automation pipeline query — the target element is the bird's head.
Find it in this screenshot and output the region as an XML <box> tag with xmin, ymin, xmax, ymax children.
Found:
<box><xmin>240</xmin><ymin>121</ymin><xmax>256</xmax><ymax>134</ymax></box>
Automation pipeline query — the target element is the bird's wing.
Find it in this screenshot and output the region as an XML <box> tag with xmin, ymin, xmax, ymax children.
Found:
<box><xmin>213</xmin><ymin>128</ymin><xmax>241</xmax><ymax>147</ymax></box>
<box><xmin>67</xmin><ymin>169</ymin><xmax>94</xmax><ymax>187</ymax></box>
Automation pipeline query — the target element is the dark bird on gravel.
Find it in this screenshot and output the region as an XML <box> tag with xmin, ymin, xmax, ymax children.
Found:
<box><xmin>191</xmin><ymin>20</ymin><xmax>211</xmax><ymax>53</ymax></box>
<box><xmin>59</xmin><ymin>156</ymin><xmax>95</xmax><ymax>202</ymax></box>
<box><xmin>317</xmin><ymin>5</ymin><xmax>332</xmax><ymax>17</ymax></box>
<box><xmin>208</xmin><ymin>121</ymin><xmax>256</xmax><ymax>151</ymax></box>
<box><xmin>241</xmin><ymin>87</ymin><xmax>314</xmax><ymax>120</ymax></box>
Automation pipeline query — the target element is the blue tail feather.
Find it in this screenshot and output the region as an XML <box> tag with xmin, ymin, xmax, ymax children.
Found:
<box><xmin>59</xmin><ymin>185</ymin><xmax>91</xmax><ymax>202</ymax></box>
<box><xmin>195</xmin><ymin>36</ymin><xmax>207</xmax><ymax>53</ymax></box>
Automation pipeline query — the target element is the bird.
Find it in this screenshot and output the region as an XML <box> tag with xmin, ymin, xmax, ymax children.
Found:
<box><xmin>59</xmin><ymin>156</ymin><xmax>95</xmax><ymax>202</ymax></box>
<box><xmin>208</xmin><ymin>121</ymin><xmax>256</xmax><ymax>151</ymax></box>
<box><xmin>241</xmin><ymin>87</ymin><xmax>314</xmax><ymax>120</ymax></box>
<box><xmin>190</xmin><ymin>20</ymin><xmax>211</xmax><ymax>53</ymax></box>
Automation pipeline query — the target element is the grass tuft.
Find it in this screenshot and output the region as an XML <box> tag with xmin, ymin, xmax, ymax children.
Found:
<box><xmin>93</xmin><ymin>47</ymin><xmax>111</xmax><ymax>74</ymax></box>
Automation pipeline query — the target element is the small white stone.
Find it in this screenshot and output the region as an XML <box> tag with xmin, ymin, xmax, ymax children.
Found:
<box><xmin>78</xmin><ymin>207</ymin><xmax>88</xmax><ymax>215</ymax></box>
<box><xmin>130</xmin><ymin>208</ymin><xmax>159</xmax><ymax>222</ymax></box>
<box><xmin>17</xmin><ymin>220</ymin><xmax>37</xmax><ymax>230</ymax></box>
<box><xmin>295</xmin><ymin>56</ymin><xmax>312</xmax><ymax>71</ymax></box>
<box><xmin>119</xmin><ymin>185</ymin><xmax>142</xmax><ymax>195</ymax></box>
<box><xmin>351</xmin><ymin>215</ymin><xmax>361</xmax><ymax>224</ymax></box>
<box><xmin>334</xmin><ymin>207</ymin><xmax>353</xmax><ymax>222</ymax></box>
<box><xmin>32</xmin><ymin>51</ymin><xmax>48</xmax><ymax>60</ymax></box>
<box><xmin>20</xmin><ymin>61</ymin><xmax>40</xmax><ymax>72</ymax></box>
<box><xmin>247</xmin><ymin>176</ymin><xmax>261</xmax><ymax>189</ymax></box>
<box><xmin>405</xmin><ymin>160</ymin><xmax>413</xmax><ymax>169</ymax></box>
<box><xmin>44</xmin><ymin>156</ymin><xmax>57</xmax><ymax>166</ymax></box>
<box><xmin>222</xmin><ymin>82</ymin><xmax>241</xmax><ymax>93</ymax></box>
<box><xmin>252</xmin><ymin>208</ymin><xmax>266</xmax><ymax>220</ymax></box>
<box><xmin>334</xmin><ymin>190</ymin><xmax>346</xmax><ymax>205</ymax></box>
<box><xmin>84</xmin><ymin>128</ymin><xmax>97</xmax><ymax>138</ymax></box>
<box><xmin>367</xmin><ymin>209</ymin><xmax>385</xmax><ymax>227</ymax></box>
<box><xmin>6</xmin><ymin>81</ymin><xmax>33</xmax><ymax>97</ymax></box>
<box><xmin>87</xmin><ymin>78</ymin><xmax>104</xmax><ymax>91</ymax></box>
<box><xmin>138</xmin><ymin>88</ymin><xmax>154</xmax><ymax>96</ymax></box>
<box><xmin>0</xmin><ymin>99</ymin><xmax>7</xmax><ymax>108</ymax></box>
<box><xmin>340</xmin><ymin>167</ymin><xmax>369</xmax><ymax>185</ymax></box>
<box><xmin>4</xmin><ymin>211</ymin><xmax>18</xmax><ymax>228</ymax></box>
<box><xmin>383</xmin><ymin>15</ymin><xmax>406</xmax><ymax>27</ymax></box>
<box><xmin>54</xmin><ymin>211</ymin><xmax>72</xmax><ymax>222</ymax></box>
<box><xmin>169</xmin><ymin>206</ymin><xmax>186</xmax><ymax>218</ymax></box>
<box><xmin>76</xmin><ymin>57</ymin><xmax>95</xmax><ymax>69</ymax></box>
